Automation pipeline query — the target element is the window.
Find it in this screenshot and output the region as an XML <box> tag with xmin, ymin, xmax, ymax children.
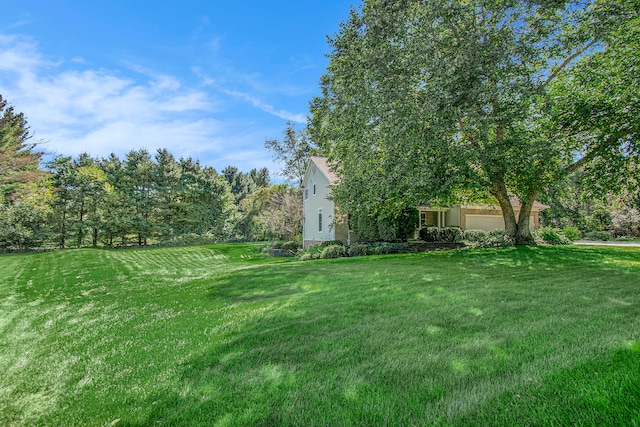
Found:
<box><xmin>313</xmin><ymin>184</ymin><xmax>316</xmax><ymax>195</ymax></box>
<box><xmin>304</xmin><ymin>188</ymin><xmax>308</xmax><ymax>200</ymax></box>
<box><xmin>318</xmin><ymin>209</ymin><xmax>323</xmax><ymax>232</ymax></box>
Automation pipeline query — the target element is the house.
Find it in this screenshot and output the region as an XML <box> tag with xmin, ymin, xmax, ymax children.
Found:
<box><xmin>302</xmin><ymin>156</ymin><xmax>356</xmax><ymax>248</ymax></box>
<box><xmin>302</xmin><ymin>156</ymin><xmax>548</xmax><ymax>248</ymax></box>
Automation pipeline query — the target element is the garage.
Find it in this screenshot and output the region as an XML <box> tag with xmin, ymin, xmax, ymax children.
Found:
<box><xmin>465</xmin><ymin>214</ymin><xmax>535</xmax><ymax>231</ymax></box>
<box><xmin>465</xmin><ymin>214</ymin><xmax>505</xmax><ymax>231</ymax></box>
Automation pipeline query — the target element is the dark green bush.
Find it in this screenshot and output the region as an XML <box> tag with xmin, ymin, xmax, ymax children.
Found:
<box><xmin>420</xmin><ymin>227</ymin><xmax>462</xmax><ymax>242</ymax></box>
<box><xmin>583</xmin><ymin>230</ymin><xmax>612</xmax><ymax>241</ymax></box>
<box><xmin>348</xmin><ymin>243</ymin><xmax>369</xmax><ymax>257</ymax></box>
<box><xmin>320</xmin><ymin>244</ymin><xmax>346</xmax><ymax>259</ymax></box>
<box><xmin>420</xmin><ymin>227</ymin><xmax>440</xmax><ymax>242</ymax></box>
<box><xmin>463</xmin><ymin>229</ymin><xmax>488</xmax><ymax>242</ymax></box>
<box><xmin>439</xmin><ymin>227</ymin><xmax>463</xmax><ymax>243</ymax></box>
<box><xmin>396</xmin><ymin>208</ymin><xmax>420</xmax><ymax>241</ymax></box>
<box><xmin>320</xmin><ymin>240</ymin><xmax>344</xmax><ymax>248</ymax></box>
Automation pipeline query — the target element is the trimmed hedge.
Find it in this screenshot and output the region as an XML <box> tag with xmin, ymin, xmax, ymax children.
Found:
<box><xmin>420</xmin><ymin>227</ymin><xmax>463</xmax><ymax>243</ymax></box>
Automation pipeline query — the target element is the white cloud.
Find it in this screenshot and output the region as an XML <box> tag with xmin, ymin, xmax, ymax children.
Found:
<box><xmin>223</xmin><ymin>89</ymin><xmax>306</xmax><ymax>123</ymax></box>
<box><xmin>0</xmin><ymin>35</ymin><xmax>225</xmax><ymax>159</ymax></box>
<box><xmin>0</xmin><ymin>34</ymin><xmax>304</xmax><ymax>174</ymax></box>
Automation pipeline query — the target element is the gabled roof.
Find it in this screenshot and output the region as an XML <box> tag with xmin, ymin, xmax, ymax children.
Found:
<box><xmin>302</xmin><ymin>156</ymin><xmax>339</xmax><ymax>187</ymax></box>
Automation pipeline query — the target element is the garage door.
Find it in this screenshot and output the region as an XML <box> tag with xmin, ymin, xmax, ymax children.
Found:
<box><xmin>465</xmin><ymin>215</ymin><xmax>535</xmax><ymax>231</ymax></box>
<box><xmin>465</xmin><ymin>215</ymin><xmax>505</xmax><ymax>231</ymax></box>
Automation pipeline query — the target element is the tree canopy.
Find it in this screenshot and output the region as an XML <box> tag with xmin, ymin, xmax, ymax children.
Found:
<box><xmin>0</xmin><ymin>95</ymin><xmax>45</xmax><ymax>198</ymax></box>
<box><xmin>310</xmin><ymin>0</ymin><xmax>638</xmax><ymax>244</ymax></box>
<box><xmin>265</xmin><ymin>121</ymin><xmax>318</xmax><ymax>186</ymax></box>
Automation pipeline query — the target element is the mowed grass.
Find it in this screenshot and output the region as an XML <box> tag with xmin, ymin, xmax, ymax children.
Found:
<box><xmin>0</xmin><ymin>244</ymin><xmax>639</xmax><ymax>426</ymax></box>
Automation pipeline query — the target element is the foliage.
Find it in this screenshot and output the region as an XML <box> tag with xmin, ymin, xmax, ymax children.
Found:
<box><xmin>535</xmin><ymin>227</ymin><xmax>571</xmax><ymax>245</ymax></box>
<box><xmin>540</xmin><ymin>170</ymin><xmax>640</xmax><ymax>237</ymax></box>
<box><xmin>320</xmin><ymin>240</ymin><xmax>344</xmax><ymax>248</ymax></box>
<box><xmin>0</xmin><ymin>95</ymin><xmax>45</xmax><ymax>198</ymax></box>
<box><xmin>583</xmin><ymin>230</ymin><xmax>613</xmax><ymax>241</ymax></box>
<box><xmin>0</xmin><ymin>183</ymin><xmax>53</xmax><ymax>251</ymax></box>
<box><xmin>419</xmin><ymin>227</ymin><xmax>441</xmax><ymax>243</ymax></box>
<box><xmin>299</xmin><ymin>251</ymin><xmax>320</xmax><ymax>261</ymax></box>
<box><xmin>320</xmin><ymin>244</ymin><xmax>346</xmax><ymax>259</ymax></box>
<box><xmin>351</xmin><ymin>208</ymin><xmax>419</xmax><ymax>242</ymax></box>
<box><xmin>310</xmin><ymin>0</ymin><xmax>638</xmax><ymax>245</ymax></box>
<box><xmin>463</xmin><ymin>229</ymin><xmax>488</xmax><ymax>243</ymax></box>
<box><xmin>265</xmin><ymin>122</ymin><xmax>318</xmax><ymax>185</ymax></box>
<box><xmin>251</xmin><ymin>185</ymin><xmax>303</xmax><ymax>242</ymax></box>
<box><xmin>347</xmin><ymin>243</ymin><xmax>368</xmax><ymax>257</ymax></box>
<box><xmin>420</xmin><ymin>227</ymin><xmax>463</xmax><ymax>243</ymax></box>
<box><xmin>469</xmin><ymin>229</ymin><xmax>516</xmax><ymax>248</ymax></box>
<box><xmin>561</xmin><ymin>226</ymin><xmax>581</xmax><ymax>241</ymax></box>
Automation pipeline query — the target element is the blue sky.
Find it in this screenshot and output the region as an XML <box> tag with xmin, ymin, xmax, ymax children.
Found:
<box><xmin>0</xmin><ymin>1</ymin><xmax>360</xmax><ymax>176</ymax></box>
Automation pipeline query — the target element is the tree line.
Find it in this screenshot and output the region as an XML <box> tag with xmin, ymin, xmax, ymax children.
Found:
<box><xmin>0</xmin><ymin>96</ymin><xmax>302</xmax><ymax>251</ymax></box>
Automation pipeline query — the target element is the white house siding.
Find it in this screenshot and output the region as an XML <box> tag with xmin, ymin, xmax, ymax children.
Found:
<box><xmin>302</xmin><ymin>161</ymin><xmax>335</xmax><ymax>248</ymax></box>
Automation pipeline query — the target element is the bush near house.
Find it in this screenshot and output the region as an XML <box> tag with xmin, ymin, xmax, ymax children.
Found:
<box><xmin>420</xmin><ymin>227</ymin><xmax>463</xmax><ymax>243</ymax></box>
<box><xmin>320</xmin><ymin>244</ymin><xmax>346</xmax><ymax>259</ymax></box>
<box><xmin>463</xmin><ymin>229</ymin><xmax>488</xmax><ymax>242</ymax></box>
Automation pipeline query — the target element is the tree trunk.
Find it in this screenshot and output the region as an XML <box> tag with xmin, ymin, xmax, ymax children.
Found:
<box><xmin>92</xmin><ymin>228</ymin><xmax>98</xmax><ymax>247</ymax></box>
<box><xmin>77</xmin><ymin>205</ymin><xmax>84</xmax><ymax>248</ymax></box>
<box><xmin>515</xmin><ymin>191</ymin><xmax>537</xmax><ymax>245</ymax></box>
<box><xmin>492</xmin><ymin>180</ymin><xmax>517</xmax><ymax>242</ymax></box>
<box><xmin>60</xmin><ymin>210</ymin><xmax>67</xmax><ymax>249</ymax></box>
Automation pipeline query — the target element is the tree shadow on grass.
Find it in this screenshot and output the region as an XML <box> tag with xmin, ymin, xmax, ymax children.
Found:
<box><xmin>206</xmin><ymin>263</ymin><xmax>321</xmax><ymax>303</ymax></box>
<box><xmin>117</xmin><ymin>247</ymin><xmax>640</xmax><ymax>426</ymax></box>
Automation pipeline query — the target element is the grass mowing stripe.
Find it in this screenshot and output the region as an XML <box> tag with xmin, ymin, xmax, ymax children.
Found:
<box><xmin>0</xmin><ymin>245</ymin><xmax>638</xmax><ymax>426</ymax></box>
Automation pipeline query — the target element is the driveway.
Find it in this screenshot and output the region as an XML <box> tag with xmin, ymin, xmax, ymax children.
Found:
<box><xmin>574</xmin><ymin>240</ymin><xmax>640</xmax><ymax>247</ymax></box>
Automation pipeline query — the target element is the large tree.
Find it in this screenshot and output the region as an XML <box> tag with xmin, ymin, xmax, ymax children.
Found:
<box><xmin>310</xmin><ymin>0</ymin><xmax>638</xmax><ymax>244</ymax></box>
<box><xmin>0</xmin><ymin>95</ymin><xmax>45</xmax><ymax>198</ymax></box>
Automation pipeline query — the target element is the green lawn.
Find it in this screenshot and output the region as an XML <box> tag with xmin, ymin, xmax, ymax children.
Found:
<box><xmin>1</xmin><ymin>244</ymin><xmax>639</xmax><ymax>426</ymax></box>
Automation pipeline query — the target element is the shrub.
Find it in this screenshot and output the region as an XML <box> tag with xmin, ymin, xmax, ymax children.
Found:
<box><xmin>320</xmin><ymin>244</ymin><xmax>346</xmax><ymax>259</ymax></box>
<box><xmin>281</xmin><ymin>241</ymin><xmax>300</xmax><ymax>252</ymax></box>
<box><xmin>348</xmin><ymin>243</ymin><xmax>369</xmax><ymax>257</ymax></box>
<box><xmin>299</xmin><ymin>252</ymin><xmax>319</xmax><ymax>261</ymax></box>
<box><xmin>366</xmin><ymin>242</ymin><xmax>411</xmax><ymax>255</ymax></box>
<box><xmin>583</xmin><ymin>230</ymin><xmax>612</xmax><ymax>241</ymax></box>
<box><xmin>320</xmin><ymin>240</ymin><xmax>344</xmax><ymax>248</ymax></box>
<box><xmin>536</xmin><ymin>226</ymin><xmax>561</xmax><ymax>244</ymax></box>
<box><xmin>368</xmin><ymin>243</ymin><xmax>392</xmax><ymax>255</ymax></box>
<box><xmin>269</xmin><ymin>249</ymin><xmax>294</xmax><ymax>257</ymax></box>
<box><xmin>561</xmin><ymin>226</ymin><xmax>580</xmax><ymax>241</ymax></box>
<box><xmin>420</xmin><ymin>227</ymin><xmax>463</xmax><ymax>242</ymax></box>
<box><xmin>488</xmin><ymin>228</ymin><xmax>504</xmax><ymax>237</ymax></box>
<box><xmin>439</xmin><ymin>227</ymin><xmax>463</xmax><ymax>243</ymax></box>
<box><xmin>420</xmin><ymin>227</ymin><xmax>440</xmax><ymax>242</ymax></box>
<box><xmin>472</xmin><ymin>229</ymin><xmax>514</xmax><ymax>248</ymax></box>
<box><xmin>463</xmin><ymin>229</ymin><xmax>488</xmax><ymax>242</ymax></box>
